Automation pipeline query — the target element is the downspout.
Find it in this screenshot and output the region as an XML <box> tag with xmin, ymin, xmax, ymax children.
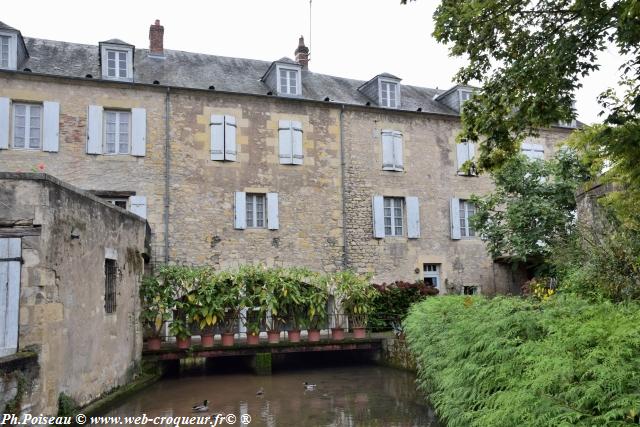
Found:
<box><xmin>339</xmin><ymin>104</ymin><xmax>349</xmax><ymax>270</ymax></box>
<box><xmin>163</xmin><ymin>87</ymin><xmax>171</xmax><ymax>263</ymax></box>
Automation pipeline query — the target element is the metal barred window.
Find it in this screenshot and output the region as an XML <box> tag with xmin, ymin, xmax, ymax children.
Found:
<box><xmin>104</xmin><ymin>259</ymin><xmax>117</xmax><ymax>314</ymax></box>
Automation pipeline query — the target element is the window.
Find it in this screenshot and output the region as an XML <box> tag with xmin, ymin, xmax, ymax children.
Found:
<box><xmin>104</xmin><ymin>110</ymin><xmax>130</xmax><ymax>154</ymax></box>
<box><xmin>459</xmin><ymin>200</ymin><xmax>476</xmax><ymax>238</ymax></box>
<box><xmin>104</xmin><ymin>258</ymin><xmax>117</xmax><ymax>314</ymax></box>
<box><xmin>381</xmin><ymin>130</ymin><xmax>403</xmax><ymax>171</ymax></box>
<box><xmin>459</xmin><ymin>90</ymin><xmax>472</xmax><ymax>106</ymax></box>
<box><xmin>278</xmin><ymin>120</ymin><xmax>303</xmax><ymax>164</ymax></box>
<box><xmin>106</xmin><ymin>50</ymin><xmax>128</xmax><ymax>79</ymax></box>
<box><xmin>521</xmin><ymin>142</ymin><xmax>544</xmax><ymax>160</ymax></box>
<box><xmin>384</xmin><ymin>197</ymin><xmax>404</xmax><ymax>236</ymax></box>
<box><xmin>456</xmin><ymin>139</ymin><xmax>476</xmax><ymax>174</ymax></box>
<box><xmin>246</xmin><ymin>194</ymin><xmax>266</xmax><ymax>228</ymax></box>
<box><xmin>12</xmin><ymin>103</ymin><xmax>42</xmax><ymax>149</ymax></box>
<box><xmin>463</xmin><ymin>285</ymin><xmax>479</xmax><ymax>295</ymax></box>
<box><xmin>423</xmin><ymin>264</ymin><xmax>441</xmax><ymax>289</ymax></box>
<box><xmin>210</xmin><ymin>115</ymin><xmax>237</xmax><ymax>161</ymax></box>
<box><xmin>380</xmin><ymin>81</ymin><xmax>398</xmax><ymax>108</ymax></box>
<box><xmin>0</xmin><ymin>35</ymin><xmax>9</xmax><ymax>69</ymax></box>
<box><xmin>105</xmin><ymin>198</ymin><xmax>128</xmax><ymax>209</ymax></box>
<box><xmin>279</xmin><ymin>68</ymin><xmax>299</xmax><ymax>95</ymax></box>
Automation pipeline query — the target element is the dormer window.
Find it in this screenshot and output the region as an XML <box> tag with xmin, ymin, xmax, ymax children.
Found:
<box><xmin>99</xmin><ymin>40</ymin><xmax>134</xmax><ymax>82</ymax></box>
<box><xmin>459</xmin><ymin>90</ymin><xmax>472</xmax><ymax>106</ymax></box>
<box><xmin>0</xmin><ymin>35</ymin><xmax>9</xmax><ymax>68</ymax></box>
<box><xmin>380</xmin><ymin>80</ymin><xmax>399</xmax><ymax>108</ymax></box>
<box><xmin>276</xmin><ymin>65</ymin><xmax>301</xmax><ymax>96</ymax></box>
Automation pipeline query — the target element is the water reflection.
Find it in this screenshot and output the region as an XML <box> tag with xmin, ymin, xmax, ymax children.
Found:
<box><xmin>104</xmin><ymin>366</ymin><xmax>440</xmax><ymax>427</ymax></box>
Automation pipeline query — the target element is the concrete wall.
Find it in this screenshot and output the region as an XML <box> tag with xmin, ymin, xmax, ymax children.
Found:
<box><xmin>0</xmin><ymin>173</ymin><xmax>146</xmax><ymax>414</ymax></box>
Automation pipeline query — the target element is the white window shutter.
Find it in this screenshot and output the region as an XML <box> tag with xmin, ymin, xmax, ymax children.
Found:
<box><xmin>0</xmin><ymin>238</ymin><xmax>21</xmax><ymax>357</ymax></box>
<box><xmin>291</xmin><ymin>121</ymin><xmax>303</xmax><ymax>165</ymax></box>
<box><xmin>0</xmin><ymin>97</ymin><xmax>10</xmax><ymax>150</ymax></box>
<box><xmin>278</xmin><ymin>120</ymin><xmax>293</xmax><ymax>164</ymax></box>
<box><xmin>393</xmin><ymin>131</ymin><xmax>404</xmax><ymax>170</ymax></box>
<box><xmin>468</xmin><ymin>141</ymin><xmax>476</xmax><ymax>161</ymax></box>
<box><xmin>450</xmin><ymin>198</ymin><xmax>461</xmax><ymax>240</ymax></box>
<box><xmin>267</xmin><ymin>192</ymin><xmax>279</xmax><ymax>230</ymax></box>
<box><xmin>234</xmin><ymin>191</ymin><xmax>247</xmax><ymax>230</ymax></box>
<box><xmin>456</xmin><ymin>141</ymin><xmax>469</xmax><ymax>170</ymax></box>
<box><xmin>224</xmin><ymin>115</ymin><xmax>237</xmax><ymax>162</ymax></box>
<box><xmin>406</xmin><ymin>196</ymin><xmax>420</xmax><ymax>239</ymax></box>
<box><xmin>381</xmin><ymin>130</ymin><xmax>395</xmax><ymax>170</ymax></box>
<box><xmin>210</xmin><ymin>115</ymin><xmax>225</xmax><ymax>161</ymax></box>
<box><xmin>131</xmin><ymin>108</ymin><xmax>147</xmax><ymax>157</ymax></box>
<box><xmin>372</xmin><ymin>195</ymin><xmax>385</xmax><ymax>238</ymax></box>
<box><xmin>129</xmin><ymin>196</ymin><xmax>147</xmax><ymax>219</ymax></box>
<box><xmin>42</xmin><ymin>101</ymin><xmax>60</xmax><ymax>152</ymax></box>
<box><xmin>86</xmin><ymin>105</ymin><xmax>103</xmax><ymax>154</ymax></box>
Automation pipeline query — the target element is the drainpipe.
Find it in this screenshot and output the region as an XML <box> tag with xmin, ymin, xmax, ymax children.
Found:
<box><xmin>163</xmin><ymin>87</ymin><xmax>171</xmax><ymax>264</ymax></box>
<box><xmin>339</xmin><ymin>104</ymin><xmax>349</xmax><ymax>270</ymax></box>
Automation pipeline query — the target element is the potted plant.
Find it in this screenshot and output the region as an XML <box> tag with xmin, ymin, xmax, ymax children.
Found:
<box><xmin>189</xmin><ymin>268</ymin><xmax>223</xmax><ymax>348</ymax></box>
<box><xmin>240</xmin><ymin>265</ymin><xmax>267</xmax><ymax>345</ymax></box>
<box><xmin>170</xmin><ymin>317</ymin><xmax>192</xmax><ymax>349</ymax></box>
<box><xmin>244</xmin><ymin>308</ymin><xmax>264</xmax><ymax>345</ymax></box>
<box><xmin>262</xmin><ymin>268</ymin><xmax>287</xmax><ymax>344</ymax></box>
<box><xmin>336</xmin><ymin>271</ymin><xmax>375</xmax><ymax>339</ymax></box>
<box><xmin>281</xmin><ymin>268</ymin><xmax>309</xmax><ymax>343</ymax></box>
<box><xmin>305</xmin><ymin>274</ymin><xmax>329</xmax><ymax>342</ymax></box>
<box><xmin>323</xmin><ymin>272</ymin><xmax>348</xmax><ymax>340</ymax></box>
<box><xmin>140</xmin><ymin>274</ymin><xmax>173</xmax><ymax>350</ymax></box>
<box><xmin>218</xmin><ymin>271</ymin><xmax>244</xmax><ymax>347</ymax></box>
<box><xmin>160</xmin><ymin>265</ymin><xmax>196</xmax><ymax>349</ymax></box>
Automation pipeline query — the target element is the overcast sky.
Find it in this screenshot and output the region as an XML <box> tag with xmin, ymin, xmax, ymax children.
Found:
<box><xmin>3</xmin><ymin>0</ymin><xmax>624</xmax><ymax>124</ymax></box>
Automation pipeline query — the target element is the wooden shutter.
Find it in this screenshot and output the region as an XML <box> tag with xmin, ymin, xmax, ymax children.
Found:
<box><xmin>393</xmin><ymin>131</ymin><xmax>404</xmax><ymax>170</ymax></box>
<box><xmin>456</xmin><ymin>141</ymin><xmax>469</xmax><ymax>170</ymax></box>
<box><xmin>406</xmin><ymin>196</ymin><xmax>420</xmax><ymax>239</ymax></box>
<box><xmin>372</xmin><ymin>196</ymin><xmax>385</xmax><ymax>238</ymax></box>
<box><xmin>381</xmin><ymin>130</ymin><xmax>395</xmax><ymax>170</ymax></box>
<box><xmin>86</xmin><ymin>105</ymin><xmax>103</xmax><ymax>154</ymax></box>
<box><xmin>42</xmin><ymin>101</ymin><xmax>60</xmax><ymax>152</ymax></box>
<box><xmin>129</xmin><ymin>196</ymin><xmax>147</xmax><ymax>219</ymax></box>
<box><xmin>278</xmin><ymin>120</ymin><xmax>293</xmax><ymax>164</ymax></box>
<box><xmin>234</xmin><ymin>191</ymin><xmax>247</xmax><ymax>229</ymax></box>
<box><xmin>210</xmin><ymin>115</ymin><xmax>225</xmax><ymax>161</ymax></box>
<box><xmin>0</xmin><ymin>238</ymin><xmax>21</xmax><ymax>357</ymax></box>
<box><xmin>131</xmin><ymin>108</ymin><xmax>147</xmax><ymax>157</ymax></box>
<box><xmin>267</xmin><ymin>192</ymin><xmax>279</xmax><ymax>230</ymax></box>
<box><xmin>468</xmin><ymin>141</ymin><xmax>476</xmax><ymax>162</ymax></box>
<box><xmin>450</xmin><ymin>198</ymin><xmax>461</xmax><ymax>240</ymax></box>
<box><xmin>292</xmin><ymin>121</ymin><xmax>303</xmax><ymax>165</ymax></box>
<box><xmin>224</xmin><ymin>115</ymin><xmax>237</xmax><ymax>162</ymax></box>
<box><xmin>0</xmin><ymin>97</ymin><xmax>10</xmax><ymax>150</ymax></box>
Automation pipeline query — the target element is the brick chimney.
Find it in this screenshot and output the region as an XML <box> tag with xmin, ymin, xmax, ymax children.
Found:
<box><xmin>294</xmin><ymin>35</ymin><xmax>309</xmax><ymax>70</ymax></box>
<box><xmin>149</xmin><ymin>19</ymin><xmax>164</xmax><ymax>56</ymax></box>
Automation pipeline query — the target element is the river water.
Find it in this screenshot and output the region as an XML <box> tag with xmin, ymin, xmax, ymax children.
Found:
<box><xmin>104</xmin><ymin>365</ymin><xmax>440</xmax><ymax>426</ymax></box>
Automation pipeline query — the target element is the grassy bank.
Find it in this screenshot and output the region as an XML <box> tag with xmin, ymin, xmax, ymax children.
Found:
<box><xmin>404</xmin><ymin>295</ymin><xmax>640</xmax><ymax>426</ymax></box>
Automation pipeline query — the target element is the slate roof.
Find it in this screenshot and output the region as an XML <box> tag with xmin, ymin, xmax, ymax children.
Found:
<box><xmin>0</xmin><ymin>20</ymin><xmax>19</xmax><ymax>32</ymax></box>
<box><xmin>19</xmin><ymin>37</ymin><xmax>458</xmax><ymax>116</ymax></box>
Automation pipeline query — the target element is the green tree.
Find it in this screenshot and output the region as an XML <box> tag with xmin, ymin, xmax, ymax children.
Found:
<box><xmin>404</xmin><ymin>0</ymin><xmax>639</xmax><ymax>177</ymax></box>
<box><xmin>470</xmin><ymin>150</ymin><xmax>589</xmax><ymax>266</ymax></box>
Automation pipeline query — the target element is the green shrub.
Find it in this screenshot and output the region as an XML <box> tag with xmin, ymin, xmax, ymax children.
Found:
<box><xmin>369</xmin><ymin>281</ymin><xmax>436</xmax><ymax>332</ymax></box>
<box><xmin>405</xmin><ymin>295</ymin><xmax>640</xmax><ymax>427</ymax></box>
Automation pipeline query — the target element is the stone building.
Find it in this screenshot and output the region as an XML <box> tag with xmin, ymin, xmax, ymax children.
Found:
<box><xmin>0</xmin><ymin>20</ymin><xmax>574</xmax><ymax>296</ymax></box>
<box><xmin>0</xmin><ymin>173</ymin><xmax>147</xmax><ymax>414</ymax></box>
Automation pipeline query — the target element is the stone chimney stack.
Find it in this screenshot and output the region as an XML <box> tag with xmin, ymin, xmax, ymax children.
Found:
<box><xmin>149</xmin><ymin>20</ymin><xmax>164</xmax><ymax>56</ymax></box>
<box><xmin>294</xmin><ymin>35</ymin><xmax>310</xmax><ymax>70</ymax></box>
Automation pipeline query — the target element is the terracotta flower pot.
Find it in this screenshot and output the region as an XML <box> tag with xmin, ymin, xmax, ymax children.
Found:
<box><xmin>221</xmin><ymin>333</ymin><xmax>235</xmax><ymax>347</ymax></box>
<box><xmin>288</xmin><ymin>329</ymin><xmax>301</xmax><ymax>343</ymax></box>
<box><xmin>247</xmin><ymin>333</ymin><xmax>260</xmax><ymax>345</ymax></box>
<box><xmin>353</xmin><ymin>327</ymin><xmax>366</xmax><ymax>339</ymax></box>
<box><xmin>201</xmin><ymin>333</ymin><xmax>215</xmax><ymax>348</ymax></box>
<box><xmin>176</xmin><ymin>336</ymin><xmax>191</xmax><ymax>349</ymax></box>
<box><xmin>146</xmin><ymin>336</ymin><xmax>161</xmax><ymax>350</ymax></box>
<box><xmin>267</xmin><ymin>331</ymin><xmax>280</xmax><ymax>344</ymax></box>
<box><xmin>331</xmin><ymin>327</ymin><xmax>345</xmax><ymax>341</ymax></box>
<box><xmin>308</xmin><ymin>329</ymin><xmax>321</xmax><ymax>342</ymax></box>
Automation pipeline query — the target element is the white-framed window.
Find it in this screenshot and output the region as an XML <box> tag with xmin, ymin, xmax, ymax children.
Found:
<box><xmin>105</xmin><ymin>198</ymin><xmax>128</xmax><ymax>209</ymax></box>
<box><xmin>384</xmin><ymin>197</ymin><xmax>404</xmax><ymax>237</ymax></box>
<box><xmin>12</xmin><ymin>103</ymin><xmax>42</xmax><ymax>150</ymax></box>
<box><xmin>0</xmin><ymin>35</ymin><xmax>9</xmax><ymax>69</ymax></box>
<box><xmin>459</xmin><ymin>199</ymin><xmax>476</xmax><ymax>238</ymax></box>
<box><xmin>380</xmin><ymin>80</ymin><xmax>399</xmax><ymax>108</ymax></box>
<box><xmin>381</xmin><ymin>130</ymin><xmax>403</xmax><ymax>171</ymax></box>
<box><xmin>459</xmin><ymin>90</ymin><xmax>472</xmax><ymax>107</ymax></box>
<box><xmin>103</xmin><ymin>110</ymin><xmax>131</xmax><ymax>155</ymax></box>
<box><xmin>423</xmin><ymin>264</ymin><xmax>441</xmax><ymax>289</ymax></box>
<box><xmin>456</xmin><ymin>139</ymin><xmax>476</xmax><ymax>173</ymax></box>
<box><xmin>246</xmin><ymin>193</ymin><xmax>266</xmax><ymax>228</ymax></box>
<box><xmin>521</xmin><ymin>141</ymin><xmax>544</xmax><ymax>160</ymax></box>
<box><xmin>276</xmin><ymin>65</ymin><xmax>301</xmax><ymax>96</ymax></box>
<box><xmin>106</xmin><ymin>49</ymin><xmax>128</xmax><ymax>79</ymax></box>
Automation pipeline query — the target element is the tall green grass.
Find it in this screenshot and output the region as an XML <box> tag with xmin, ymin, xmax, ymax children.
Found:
<box><xmin>404</xmin><ymin>295</ymin><xmax>640</xmax><ymax>426</ymax></box>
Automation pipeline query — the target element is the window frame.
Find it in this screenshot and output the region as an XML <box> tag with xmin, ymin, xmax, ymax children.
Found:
<box><xmin>0</xmin><ymin>31</ymin><xmax>17</xmax><ymax>70</ymax></box>
<box><xmin>103</xmin><ymin>110</ymin><xmax>132</xmax><ymax>155</ymax></box>
<box><xmin>459</xmin><ymin>89</ymin><xmax>472</xmax><ymax>107</ymax></box>
<box><xmin>378</xmin><ymin>78</ymin><xmax>400</xmax><ymax>108</ymax></box>
<box><xmin>423</xmin><ymin>264</ymin><xmax>441</xmax><ymax>289</ymax></box>
<box><xmin>100</xmin><ymin>44</ymin><xmax>133</xmax><ymax>82</ymax></box>
<box><xmin>246</xmin><ymin>193</ymin><xmax>267</xmax><ymax>229</ymax></box>
<box><xmin>276</xmin><ymin>65</ymin><xmax>302</xmax><ymax>97</ymax></box>
<box><xmin>381</xmin><ymin>130</ymin><xmax>404</xmax><ymax>172</ymax></box>
<box><xmin>456</xmin><ymin>139</ymin><xmax>476</xmax><ymax>175</ymax></box>
<box><xmin>11</xmin><ymin>102</ymin><xmax>43</xmax><ymax>150</ymax></box>
<box><xmin>105</xmin><ymin>198</ymin><xmax>129</xmax><ymax>210</ymax></box>
<box><xmin>459</xmin><ymin>199</ymin><xmax>476</xmax><ymax>238</ymax></box>
<box><xmin>383</xmin><ymin>196</ymin><xmax>404</xmax><ymax>237</ymax></box>
<box><xmin>104</xmin><ymin>258</ymin><xmax>117</xmax><ymax>314</ymax></box>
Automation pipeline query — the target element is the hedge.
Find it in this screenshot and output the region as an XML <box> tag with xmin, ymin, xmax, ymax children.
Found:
<box><xmin>404</xmin><ymin>295</ymin><xmax>640</xmax><ymax>426</ymax></box>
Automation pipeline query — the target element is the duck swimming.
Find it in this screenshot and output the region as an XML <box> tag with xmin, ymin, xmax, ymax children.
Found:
<box><xmin>256</xmin><ymin>387</ymin><xmax>264</xmax><ymax>396</ymax></box>
<box><xmin>192</xmin><ymin>400</ymin><xmax>209</xmax><ymax>412</ymax></box>
<box><xmin>303</xmin><ymin>382</ymin><xmax>317</xmax><ymax>391</ymax></box>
